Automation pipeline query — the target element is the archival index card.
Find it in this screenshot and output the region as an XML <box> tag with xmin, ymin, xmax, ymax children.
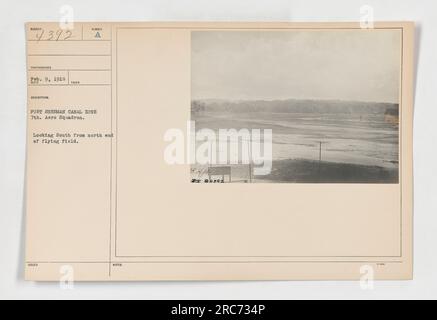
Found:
<box><xmin>25</xmin><ymin>22</ymin><xmax>414</xmax><ymax>281</ymax></box>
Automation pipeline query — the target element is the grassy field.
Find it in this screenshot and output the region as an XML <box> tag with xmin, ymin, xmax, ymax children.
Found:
<box><xmin>191</xmin><ymin>100</ymin><xmax>399</xmax><ymax>183</ymax></box>
<box><xmin>256</xmin><ymin>159</ymin><xmax>399</xmax><ymax>183</ymax></box>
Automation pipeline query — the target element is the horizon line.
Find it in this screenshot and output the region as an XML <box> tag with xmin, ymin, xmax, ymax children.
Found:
<box><xmin>192</xmin><ymin>97</ymin><xmax>400</xmax><ymax>105</ymax></box>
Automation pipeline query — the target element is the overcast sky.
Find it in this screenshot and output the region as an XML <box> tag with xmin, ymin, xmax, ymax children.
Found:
<box><xmin>192</xmin><ymin>30</ymin><xmax>401</xmax><ymax>103</ymax></box>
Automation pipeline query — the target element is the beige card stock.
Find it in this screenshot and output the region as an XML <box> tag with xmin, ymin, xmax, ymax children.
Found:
<box><xmin>25</xmin><ymin>22</ymin><xmax>414</xmax><ymax>281</ymax></box>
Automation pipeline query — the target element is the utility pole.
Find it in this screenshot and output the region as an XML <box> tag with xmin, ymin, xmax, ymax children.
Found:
<box><xmin>318</xmin><ymin>141</ymin><xmax>323</xmax><ymax>183</ymax></box>
<box><xmin>249</xmin><ymin>138</ymin><xmax>253</xmax><ymax>183</ymax></box>
<box><xmin>319</xmin><ymin>141</ymin><xmax>322</xmax><ymax>162</ymax></box>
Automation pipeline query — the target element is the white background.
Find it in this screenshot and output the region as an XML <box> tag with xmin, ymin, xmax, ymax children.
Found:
<box><xmin>1</xmin><ymin>0</ymin><xmax>436</xmax><ymax>300</ymax></box>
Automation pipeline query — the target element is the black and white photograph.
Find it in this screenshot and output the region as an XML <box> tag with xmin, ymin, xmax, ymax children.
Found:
<box><xmin>191</xmin><ymin>30</ymin><xmax>401</xmax><ymax>183</ymax></box>
<box><xmin>3</xmin><ymin>0</ymin><xmax>436</xmax><ymax>302</ymax></box>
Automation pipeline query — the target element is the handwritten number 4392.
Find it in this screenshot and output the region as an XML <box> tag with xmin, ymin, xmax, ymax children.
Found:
<box><xmin>36</xmin><ymin>29</ymin><xmax>73</xmax><ymax>41</ymax></box>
